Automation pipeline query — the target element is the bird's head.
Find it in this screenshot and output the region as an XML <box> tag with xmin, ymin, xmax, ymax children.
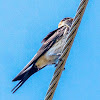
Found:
<box><xmin>58</xmin><ymin>17</ymin><xmax>73</xmax><ymax>28</ymax></box>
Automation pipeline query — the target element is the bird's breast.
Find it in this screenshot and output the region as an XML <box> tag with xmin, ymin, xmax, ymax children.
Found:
<box><xmin>36</xmin><ymin>36</ymin><xmax>67</xmax><ymax>69</ymax></box>
<box><xmin>46</xmin><ymin>37</ymin><xmax>67</xmax><ymax>57</ymax></box>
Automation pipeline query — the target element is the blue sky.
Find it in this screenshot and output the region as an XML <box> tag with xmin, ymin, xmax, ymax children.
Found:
<box><xmin>0</xmin><ymin>0</ymin><xmax>100</xmax><ymax>100</ymax></box>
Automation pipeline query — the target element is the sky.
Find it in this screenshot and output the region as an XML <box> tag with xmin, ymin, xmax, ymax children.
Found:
<box><xmin>0</xmin><ymin>0</ymin><xmax>100</xmax><ymax>100</ymax></box>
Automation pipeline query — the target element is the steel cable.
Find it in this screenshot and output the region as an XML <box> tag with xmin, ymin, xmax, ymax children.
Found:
<box><xmin>45</xmin><ymin>0</ymin><xmax>89</xmax><ymax>100</ymax></box>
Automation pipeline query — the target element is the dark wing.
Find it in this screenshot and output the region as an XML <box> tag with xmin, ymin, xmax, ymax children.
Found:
<box><xmin>12</xmin><ymin>26</ymin><xmax>66</xmax><ymax>81</ymax></box>
<box><xmin>41</xmin><ymin>26</ymin><xmax>63</xmax><ymax>43</ymax></box>
<box><xmin>11</xmin><ymin>26</ymin><xmax>67</xmax><ymax>93</ymax></box>
<box><xmin>30</xmin><ymin>26</ymin><xmax>66</xmax><ymax>63</ymax></box>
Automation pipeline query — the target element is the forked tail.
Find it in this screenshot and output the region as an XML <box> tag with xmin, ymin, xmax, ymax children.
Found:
<box><xmin>11</xmin><ymin>66</ymin><xmax>39</xmax><ymax>93</ymax></box>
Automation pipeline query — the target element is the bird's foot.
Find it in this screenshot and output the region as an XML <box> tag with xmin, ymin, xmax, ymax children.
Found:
<box><xmin>63</xmin><ymin>67</ymin><xmax>65</xmax><ymax>71</ymax></box>
<box><xmin>59</xmin><ymin>58</ymin><xmax>63</xmax><ymax>61</ymax></box>
<box><xmin>55</xmin><ymin>63</ymin><xmax>58</xmax><ymax>67</ymax></box>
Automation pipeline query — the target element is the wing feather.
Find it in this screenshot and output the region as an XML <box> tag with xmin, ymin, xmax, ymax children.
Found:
<box><xmin>41</xmin><ymin>26</ymin><xmax>63</xmax><ymax>43</ymax></box>
<box><xmin>12</xmin><ymin>26</ymin><xmax>66</xmax><ymax>81</ymax></box>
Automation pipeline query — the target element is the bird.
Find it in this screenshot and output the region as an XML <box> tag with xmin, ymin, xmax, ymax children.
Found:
<box><xmin>11</xmin><ymin>17</ymin><xmax>73</xmax><ymax>93</ymax></box>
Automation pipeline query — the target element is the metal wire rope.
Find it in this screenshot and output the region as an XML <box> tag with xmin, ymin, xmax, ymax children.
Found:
<box><xmin>45</xmin><ymin>0</ymin><xmax>89</xmax><ymax>100</ymax></box>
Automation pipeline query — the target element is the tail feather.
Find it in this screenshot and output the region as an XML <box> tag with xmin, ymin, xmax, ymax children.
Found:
<box><xmin>11</xmin><ymin>66</ymin><xmax>39</xmax><ymax>93</ymax></box>
<box><xmin>12</xmin><ymin>67</ymin><xmax>32</xmax><ymax>81</ymax></box>
<box><xmin>11</xmin><ymin>78</ymin><xmax>25</xmax><ymax>93</ymax></box>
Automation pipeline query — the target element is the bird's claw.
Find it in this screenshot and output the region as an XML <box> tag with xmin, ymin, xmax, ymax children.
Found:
<box><xmin>63</xmin><ymin>68</ymin><xmax>65</xmax><ymax>70</ymax></box>
<box><xmin>55</xmin><ymin>63</ymin><xmax>58</xmax><ymax>67</ymax></box>
<box><xmin>59</xmin><ymin>58</ymin><xmax>63</xmax><ymax>61</ymax></box>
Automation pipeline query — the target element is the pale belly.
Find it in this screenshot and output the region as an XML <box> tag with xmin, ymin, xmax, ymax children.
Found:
<box><xmin>36</xmin><ymin>37</ymin><xmax>67</xmax><ymax>68</ymax></box>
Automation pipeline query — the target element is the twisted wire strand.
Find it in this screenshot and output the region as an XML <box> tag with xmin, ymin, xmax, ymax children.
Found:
<box><xmin>45</xmin><ymin>0</ymin><xmax>89</xmax><ymax>100</ymax></box>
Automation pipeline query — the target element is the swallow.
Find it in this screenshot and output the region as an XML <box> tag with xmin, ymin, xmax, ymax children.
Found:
<box><xmin>11</xmin><ymin>17</ymin><xmax>73</xmax><ymax>93</ymax></box>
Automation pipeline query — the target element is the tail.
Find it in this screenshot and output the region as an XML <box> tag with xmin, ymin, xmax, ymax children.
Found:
<box><xmin>11</xmin><ymin>65</ymin><xmax>39</xmax><ymax>93</ymax></box>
